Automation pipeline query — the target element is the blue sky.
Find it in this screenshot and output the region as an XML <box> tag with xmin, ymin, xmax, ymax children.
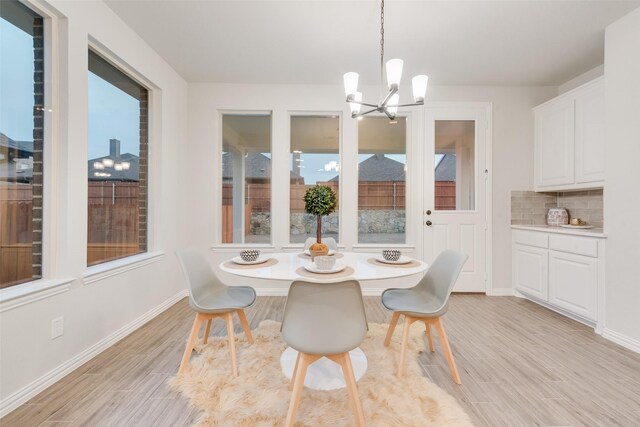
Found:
<box><xmin>1</xmin><ymin>17</ymin><xmax>139</xmax><ymax>160</ymax></box>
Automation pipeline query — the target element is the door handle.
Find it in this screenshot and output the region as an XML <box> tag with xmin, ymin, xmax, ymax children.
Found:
<box><xmin>425</xmin><ymin>220</ymin><xmax>432</xmax><ymax>226</ymax></box>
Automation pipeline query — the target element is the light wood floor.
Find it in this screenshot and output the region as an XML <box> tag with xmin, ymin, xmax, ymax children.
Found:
<box><xmin>3</xmin><ymin>295</ymin><xmax>640</xmax><ymax>426</ymax></box>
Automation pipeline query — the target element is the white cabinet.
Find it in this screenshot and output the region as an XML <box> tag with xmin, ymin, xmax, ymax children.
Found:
<box><xmin>512</xmin><ymin>228</ymin><xmax>604</xmax><ymax>328</ymax></box>
<box><xmin>514</xmin><ymin>244</ymin><xmax>548</xmax><ymax>300</ymax></box>
<box><xmin>548</xmin><ymin>251</ymin><xmax>597</xmax><ymax>320</ymax></box>
<box><xmin>534</xmin><ymin>77</ymin><xmax>604</xmax><ymax>191</ymax></box>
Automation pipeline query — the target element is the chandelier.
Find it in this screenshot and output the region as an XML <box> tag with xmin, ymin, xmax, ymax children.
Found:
<box><xmin>343</xmin><ymin>0</ymin><xmax>428</xmax><ymax>120</ymax></box>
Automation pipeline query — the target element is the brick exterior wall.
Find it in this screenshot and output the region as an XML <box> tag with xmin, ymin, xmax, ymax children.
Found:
<box><xmin>138</xmin><ymin>88</ymin><xmax>148</xmax><ymax>251</ymax></box>
<box><xmin>32</xmin><ymin>15</ymin><xmax>44</xmax><ymax>279</ymax></box>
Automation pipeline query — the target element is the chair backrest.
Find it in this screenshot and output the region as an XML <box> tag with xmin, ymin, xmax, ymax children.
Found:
<box><xmin>416</xmin><ymin>250</ymin><xmax>468</xmax><ymax>310</ymax></box>
<box><xmin>176</xmin><ymin>249</ymin><xmax>223</xmax><ymax>307</ymax></box>
<box><xmin>303</xmin><ymin>237</ymin><xmax>338</xmax><ymax>251</ymax></box>
<box><xmin>281</xmin><ymin>280</ymin><xmax>368</xmax><ymax>355</ymax></box>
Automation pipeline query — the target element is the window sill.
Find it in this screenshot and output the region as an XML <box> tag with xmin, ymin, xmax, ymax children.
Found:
<box><xmin>351</xmin><ymin>244</ymin><xmax>416</xmax><ymax>253</ymax></box>
<box><xmin>0</xmin><ymin>277</ymin><xmax>75</xmax><ymax>313</ymax></box>
<box><xmin>83</xmin><ymin>251</ymin><xmax>165</xmax><ymax>285</ymax></box>
<box><xmin>211</xmin><ymin>245</ymin><xmax>276</xmax><ymax>253</ymax></box>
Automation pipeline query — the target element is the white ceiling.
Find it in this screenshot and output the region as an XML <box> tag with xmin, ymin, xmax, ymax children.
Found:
<box><xmin>105</xmin><ymin>0</ymin><xmax>640</xmax><ymax>86</ymax></box>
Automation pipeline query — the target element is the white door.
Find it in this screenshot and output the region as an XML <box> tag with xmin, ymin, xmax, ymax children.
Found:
<box><xmin>423</xmin><ymin>105</ymin><xmax>488</xmax><ymax>292</ymax></box>
<box><xmin>574</xmin><ymin>80</ymin><xmax>605</xmax><ymax>184</ymax></box>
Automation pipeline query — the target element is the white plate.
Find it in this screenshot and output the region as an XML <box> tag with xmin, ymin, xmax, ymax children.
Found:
<box><xmin>231</xmin><ymin>256</ymin><xmax>270</xmax><ymax>265</ymax></box>
<box><xmin>303</xmin><ymin>261</ymin><xmax>346</xmax><ymax>274</ymax></box>
<box><xmin>303</xmin><ymin>249</ymin><xmax>336</xmax><ymax>256</ymax></box>
<box><xmin>375</xmin><ymin>255</ymin><xmax>413</xmax><ymax>265</ymax></box>
<box><xmin>560</xmin><ymin>224</ymin><xmax>594</xmax><ymax>229</ymax></box>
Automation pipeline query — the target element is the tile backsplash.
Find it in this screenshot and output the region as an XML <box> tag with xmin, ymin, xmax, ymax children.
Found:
<box><xmin>511</xmin><ymin>189</ymin><xmax>604</xmax><ymax>228</ymax></box>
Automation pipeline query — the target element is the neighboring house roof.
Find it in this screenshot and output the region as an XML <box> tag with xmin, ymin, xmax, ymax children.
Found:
<box><xmin>0</xmin><ymin>133</ymin><xmax>34</xmax><ymax>182</ymax></box>
<box><xmin>435</xmin><ymin>154</ymin><xmax>456</xmax><ymax>182</ymax></box>
<box><xmin>330</xmin><ymin>154</ymin><xmax>405</xmax><ymax>182</ymax></box>
<box><xmin>222</xmin><ymin>152</ymin><xmax>303</xmax><ymax>181</ymax></box>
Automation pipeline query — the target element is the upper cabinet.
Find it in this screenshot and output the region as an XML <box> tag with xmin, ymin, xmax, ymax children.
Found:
<box><xmin>534</xmin><ymin>77</ymin><xmax>605</xmax><ymax>191</ymax></box>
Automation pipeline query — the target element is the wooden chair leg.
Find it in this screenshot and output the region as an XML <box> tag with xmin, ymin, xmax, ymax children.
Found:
<box><xmin>289</xmin><ymin>351</ymin><xmax>302</xmax><ymax>390</ymax></box>
<box><xmin>433</xmin><ymin>317</ymin><xmax>461</xmax><ymax>384</ymax></box>
<box><xmin>225</xmin><ymin>312</ymin><xmax>238</xmax><ymax>377</ymax></box>
<box><xmin>398</xmin><ymin>316</ymin><xmax>414</xmax><ymax>377</ymax></box>
<box><xmin>338</xmin><ymin>353</ymin><xmax>366</xmax><ymax>427</ymax></box>
<box><xmin>203</xmin><ymin>319</ymin><xmax>212</xmax><ymax>344</ymax></box>
<box><xmin>425</xmin><ymin>321</ymin><xmax>435</xmax><ymax>352</ymax></box>
<box><xmin>179</xmin><ymin>313</ymin><xmax>204</xmax><ymax>373</ymax></box>
<box><xmin>285</xmin><ymin>353</ymin><xmax>318</xmax><ymax>427</ymax></box>
<box><xmin>236</xmin><ymin>309</ymin><xmax>254</xmax><ymax>344</ymax></box>
<box><xmin>384</xmin><ymin>312</ymin><xmax>400</xmax><ymax>347</ymax></box>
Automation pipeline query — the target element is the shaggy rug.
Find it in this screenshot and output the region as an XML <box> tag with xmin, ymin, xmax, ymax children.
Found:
<box><xmin>170</xmin><ymin>320</ymin><xmax>473</xmax><ymax>426</ymax></box>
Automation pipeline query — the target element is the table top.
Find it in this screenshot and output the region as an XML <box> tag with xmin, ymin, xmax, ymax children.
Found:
<box><xmin>219</xmin><ymin>252</ymin><xmax>428</xmax><ymax>283</ymax></box>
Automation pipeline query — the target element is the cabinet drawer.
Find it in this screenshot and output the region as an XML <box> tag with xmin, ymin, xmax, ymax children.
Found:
<box><xmin>549</xmin><ymin>234</ymin><xmax>598</xmax><ymax>257</ymax></box>
<box><xmin>513</xmin><ymin>230</ymin><xmax>548</xmax><ymax>248</ymax></box>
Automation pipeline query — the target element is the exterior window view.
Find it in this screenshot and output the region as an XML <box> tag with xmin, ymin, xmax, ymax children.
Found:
<box><xmin>0</xmin><ymin>1</ymin><xmax>44</xmax><ymax>288</ymax></box>
<box><xmin>357</xmin><ymin>117</ymin><xmax>407</xmax><ymax>243</ymax></box>
<box><xmin>87</xmin><ymin>50</ymin><xmax>148</xmax><ymax>265</ymax></box>
<box><xmin>289</xmin><ymin>115</ymin><xmax>340</xmax><ymax>243</ymax></box>
<box><xmin>221</xmin><ymin>114</ymin><xmax>272</xmax><ymax>244</ymax></box>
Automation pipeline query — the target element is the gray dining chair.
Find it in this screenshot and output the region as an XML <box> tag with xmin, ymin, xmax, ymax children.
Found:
<box><xmin>303</xmin><ymin>236</ymin><xmax>338</xmax><ymax>252</ymax></box>
<box><xmin>176</xmin><ymin>249</ymin><xmax>256</xmax><ymax>376</ymax></box>
<box><xmin>282</xmin><ymin>280</ymin><xmax>368</xmax><ymax>427</ymax></box>
<box><xmin>381</xmin><ymin>249</ymin><xmax>468</xmax><ymax>383</ymax></box>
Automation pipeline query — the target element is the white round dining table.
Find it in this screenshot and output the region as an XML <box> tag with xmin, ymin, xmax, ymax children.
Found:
<box><xmin>219</xmin><ymin>251</ymin><xmax>428</xmax><ymax>391</ymax></box>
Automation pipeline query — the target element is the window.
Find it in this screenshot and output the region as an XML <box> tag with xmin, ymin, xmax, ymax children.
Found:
<box><xmin>289</xmin><ymin>115</ymin><xmax>340</xmax><ymax>243</ymax></box>
<box><xmin>87</xmin><ymin>50</ymin><xmax>148</xmax><ymax>266</ymax></box>
<box><xmin>0</xmin><ymin>1</ymin><xmax>44</xmax><ymax>288</ymax></box>
<box><xmin>221</xmin><ymin>114</ymin><xmax>272</xmax><ymax>244</ymax></box>
<box><xmin>358</xmin><ymin>117</ymin><xmax>406</xmax><ymax>243</ymax></box>
<box><xmin>434</xmin><ymin>120</ymin><xmax>475</xmax><ymax>211</ymax></box>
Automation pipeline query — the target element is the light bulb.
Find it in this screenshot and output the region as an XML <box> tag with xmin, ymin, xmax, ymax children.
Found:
<box><xmin>350</xmin><ymin>92</ymin><xmax>362</xmax><ymax>116</ymax></box>
<box><xmin>387</xmin><ymin>94</ymin><xmax>400</xmax><ymax>117</ymax></box>
<box><xmin>343</xmin><ymin>72</ymin><xmax>359</xmax><ymax>99</ymax></box>
<box><xmin>386</xmin><ymin>59</ymin><xmax>403</xmax><ymax>89</ymax></box>
<box><xmin>412</xmin><ymin>75</ymin><xmax>428</xmax><ymax>103</ymax></box>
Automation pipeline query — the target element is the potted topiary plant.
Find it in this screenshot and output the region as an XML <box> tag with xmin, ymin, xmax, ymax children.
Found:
<box><xmin>303</xmin><ymin>185</ymin><xmax>337</xmax><ymax>258</ymax></box>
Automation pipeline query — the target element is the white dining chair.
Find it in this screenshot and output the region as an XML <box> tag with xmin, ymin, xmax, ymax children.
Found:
<box><xmin>176</xmin><ymin>249</ymin><xmax>256</xmax><ymax>376</ymax></box>
<box><xmin>381</xmin><ymin>249</ymin><xmax>467</xmax><ymax>383</ymax></box>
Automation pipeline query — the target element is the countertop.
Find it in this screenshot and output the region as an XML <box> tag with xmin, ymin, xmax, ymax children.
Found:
<box><xmin>511</xmin><ymin>224</ymin><xmax>607</xmax><ymax>238</ymax></box>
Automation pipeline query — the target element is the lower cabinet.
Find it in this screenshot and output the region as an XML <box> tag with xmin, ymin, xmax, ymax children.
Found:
<box><xmin>514</xmin><ymin>244</ymin><xmax>548</xmax><ymax>300</ymax></box>
<box><xmin>512</xmin><ymin>229</ymin><xmax>604</xmax><ymax>325</ymax></box>
<box><xmin>548</xmin><ymin>250</ymin><xmax>597</xmax><ymax>321</ymax></box>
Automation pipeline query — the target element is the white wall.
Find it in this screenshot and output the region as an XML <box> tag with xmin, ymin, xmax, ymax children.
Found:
<box><xmin>603</xmin><ymin>7</ymin><xmax>640</xmax><ymax>349</ymax></box>
<box><xmin>0</xmin><ymin>0</ymin><xmax>188</xmax><ymax>413</ymax></box>
<box><xmin>187</xmin><ymin>83</ymin><xmax>556</xmax><ymax>295</ymax></box>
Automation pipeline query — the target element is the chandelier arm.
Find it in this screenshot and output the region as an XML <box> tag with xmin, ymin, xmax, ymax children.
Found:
<box><xmin>396</xmin><ymin>102</ymin><xmax>425</xmax><ymax>107</ymax></box>
<box><xmin>383</xmin><ymin>108</ymin><xmax>396</xmax><ymax>120</ymax></box>
<box><xmin>379</xmin><ymin>86</ymin><xmax>398</xmax><ymax>108</ymax></box>
<box><xmin>348</xmin><ymin>100</ymin><xmax>379</xmax><ymax>108</ymax></box>
<box><xmin>351</xmin><ymin>107</ymin><xmax>379</xmax><ymax>118</ymax></box>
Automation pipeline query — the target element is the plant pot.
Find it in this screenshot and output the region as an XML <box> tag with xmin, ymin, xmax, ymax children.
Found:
<box><xmin>309</xmin><ymin>248</ymin><xmax>329</xmax><ymax>260</ymax></box>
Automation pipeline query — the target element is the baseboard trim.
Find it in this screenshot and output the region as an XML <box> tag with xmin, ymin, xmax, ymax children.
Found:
<box><xmin>0</xmin><ymin>289</ymin><xmax>188</xmax><ymax>419</ymax></box>
<box><xmin>486</xmin><ymin>288</ymin><xmax>515</xmax><ymax>297</ymax></box>
<box><xmin>602</xmin><ymin>328</ymin><xmax>640</xmax><ymax>354</ymax></box>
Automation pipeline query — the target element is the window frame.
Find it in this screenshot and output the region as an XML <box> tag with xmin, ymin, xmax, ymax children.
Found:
<box><xmin>215</xmin><ymin>109</ymin><xmax>274</xmax><ymax>248</ymax></box>
<box><xmin>84</xmin><ymin>40</ymin><xmax>157</xmax><ymax>271</ymax></box>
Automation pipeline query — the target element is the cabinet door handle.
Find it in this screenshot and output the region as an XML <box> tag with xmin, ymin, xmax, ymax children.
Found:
<box><xmin>426</xmin><ymin>210</ymin><xmax>432</xmax><ymax>215</ymax></box>
<box><xmin>426</xmin><ymin>220</ymin><xmax>432</xmax><ymax>226</ymax></box>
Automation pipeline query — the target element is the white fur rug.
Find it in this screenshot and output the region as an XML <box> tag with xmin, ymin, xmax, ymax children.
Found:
<box><xmin>170</xmin><ymin>320</ymin><xmax>473</xmax><ymax>426</ymax></box>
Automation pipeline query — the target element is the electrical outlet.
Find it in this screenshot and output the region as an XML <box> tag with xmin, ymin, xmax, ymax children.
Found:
<box><xmin>51</xmin><ymin>316</ymin><xmax>64</xmax><ymax>339</ymax></box>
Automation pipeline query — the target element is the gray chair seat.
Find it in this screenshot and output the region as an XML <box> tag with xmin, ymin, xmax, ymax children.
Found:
<box><xmin>191</xmin><ymin>286</ymin><xmax>256</xmax><ymax>314</ymax></box>
<box><xmin>381</xmin><ymin>288</ymin><xmax>447</xmax><ymax>318</ymax></box>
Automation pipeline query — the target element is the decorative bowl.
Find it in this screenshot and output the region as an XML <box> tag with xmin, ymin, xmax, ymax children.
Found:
<box><xmin>382</xmin><ymin>249</ymin><xmax>402</xmax><ymax>262</ymax></box>
<box><xmin>240</xmin><ymin>250</ymin><xmax>260</xmax><ymax>262</ymax></box>
<box><xmin>547</xmin><ymin>208</ymin><xmax>569</xmax><ymax>226</ymax></box>
<box><xmin>314</xmin><ymin>256</ymin><xmax>336</xmax><ymax>270</ymax></box>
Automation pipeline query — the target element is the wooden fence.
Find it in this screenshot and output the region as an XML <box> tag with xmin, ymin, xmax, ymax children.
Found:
<box><xmin>0</xmin><ymin>185</ymin><xmax>33</xmax><ymax>287</ymax></box>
